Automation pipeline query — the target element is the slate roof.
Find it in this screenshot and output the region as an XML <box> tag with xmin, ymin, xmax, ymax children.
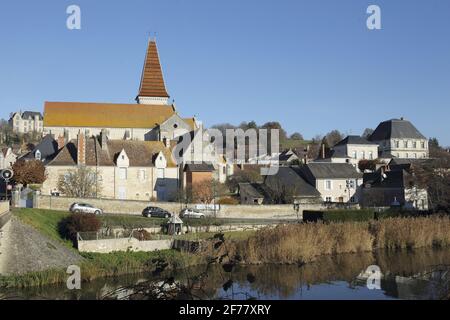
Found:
<box><xmin>21</xmin><ymin>134</ymin><xmax>59</xmax><ymax>164</ymax></box>
<box><xmin>48</xmin><ymin>137</ymin><xmax>176</xmax><ymax>167</ymax></box>
<box><xmin>22</xmin><ymin>111</ymin><xmax>43</xmax><ymax>120</ymax></box>
<box><xmin>363</xmin><ymin>169</ymin><xmax>411</xmax><ymax>189</ymax></box>
<box><xmin>369</xmin><ymin>119</ymin><xmax>426</xmax><ymax>141</ymax></box>
<box><xmin>302</xmin><ymin>163</ymin><xmax>362</xmax><ymax>179</ymax></box>
<box><xmin>279</xmin><ymin>149</ymin><xmax>299</xmax><ymax>162</ymax></box>
<box><xmin>137</xmin><ymin>40</ymin><xmax>169</xmax><ymax>98</ymax></box>
<box><xmin>184</xmin><ymin>163</ymin><xmax>215</xmax><ymax>172</ymax></box>
<box><xmin>264</xmin><ymin>167</ymin><xmax>321</xmax><ymax>197</ymax></box>
<box><xmin>334</xmin><ymin>135</ymin><xmax>377</xmax><ymax>147</ymax></box>
<box><xmin>238</xmin><ymin>183</ymin><xmax>265</xmax><ymax>199</ymax></box>
<box><xmin>44</xmin><ymin>102</ymin><xmax>176</xmax><ymax>128</ymax></box>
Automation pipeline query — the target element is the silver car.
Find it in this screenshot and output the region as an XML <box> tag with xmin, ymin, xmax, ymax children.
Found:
<box><xmin>180</xmin><ymin>208</ymin><xmax>206</xmax><ymax>219</ymax></box>
<box><xmin>69</xmin><ymin>203</ymin><xmax>103</xmax><ymax>215</ymax></box>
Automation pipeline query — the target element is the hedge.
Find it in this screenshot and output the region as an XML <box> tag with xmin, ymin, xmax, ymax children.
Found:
<box><xmin>303</xmin><ymin>209</ymin><xmax>375</xmax><ymax>223</ymax></box>
<box><xmin>303</xmin><ymin>208</ymin><xmax>432</xmax><ymax>223</ymax></box>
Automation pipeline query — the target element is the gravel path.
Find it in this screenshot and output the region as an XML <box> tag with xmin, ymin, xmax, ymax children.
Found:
<box><xmin>0</xmin><ymin>216</ymin><xmax>82</xmax><ymax>275</ymax></box>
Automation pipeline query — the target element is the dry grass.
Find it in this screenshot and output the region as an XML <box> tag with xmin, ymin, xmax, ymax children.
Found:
<box><xmin>229</xmin><ymin>216</ymin><xmax>450</xmax><ymax>265</ymax></box>
<box><xmin>371</xmin><ymin>216</ymin><xmax>450</xmax><ymax>250</ymax></box>
<box><xmin>240</xmin><ymin>222</ymin><xmax>373</xmax><ymax>264</ymax></box>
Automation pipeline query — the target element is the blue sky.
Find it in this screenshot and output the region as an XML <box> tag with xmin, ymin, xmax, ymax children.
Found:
<box><xmin>0</xmin><ymin>0</ymin><xmax>449</xmax><ymax>144</ymax></box>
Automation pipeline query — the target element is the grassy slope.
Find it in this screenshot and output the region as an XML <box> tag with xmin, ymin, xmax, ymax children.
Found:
<box><xmin>4</xmin><ymin>208</ymin><xmax>252</xmax><ymax>288</ymax></box>
<box><xmin>13</xmin><ymin>208</ymin><xmax>73</xmax><ymax>248</ymax></box>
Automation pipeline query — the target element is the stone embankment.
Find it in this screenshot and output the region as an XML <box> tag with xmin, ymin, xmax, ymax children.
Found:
<box><xmin>0</xmin><ymin>217</ymin><xmax>82</xmax><ymax>275</ymax></box>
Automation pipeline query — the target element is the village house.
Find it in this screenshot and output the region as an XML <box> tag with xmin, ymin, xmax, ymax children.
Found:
<box><xmin>298</xmin><ymin>163</ymin><xmax>363</xmax><ymax>203</ymax></box>
<box><xmin>369</xmin><ymin>118</ymin><xmax>429</xmax><ymax>159</ymax></box>
<box><xmin>264</xmin><ymin>167</ymin><xmax>322</xmax><ymax>203</ymax></box>
<box><xmin>238</xmin><ymin>182</ymin><xmax>266</xmax><ymax>205</ymax></box>
<box><xmin>9</xmin><ymin>111</ymin><xmax>44</xmax><ymax>134</ymax></box>
<box><xmin>41</xmin><ymin>131</ymin><xmax>179</xmax><ymax>201</ymax></box>
<box><xmin>361</xmin><ymin>164</ymin><xmax>428</xmax><ymax>210</ymax></box>
<box><xmin>0</xmin><ymin>147</ymin><xmax>17</xmax><ymax>170</ymax></box>
<box><xmin>327</xmin><ymin>135</ymin><xmax>379</xmax><ymax>169</ymax></box>
<box><xmin>19</xmin><ymin>134</ymin><xmax>59</xmax><ymax>164</ymax></box>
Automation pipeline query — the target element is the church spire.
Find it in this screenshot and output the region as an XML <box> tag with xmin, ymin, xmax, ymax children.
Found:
<box><xmin>136</xmin><ymin>38</ymin><xmax>170</xmax><ymax>105</ymax></box>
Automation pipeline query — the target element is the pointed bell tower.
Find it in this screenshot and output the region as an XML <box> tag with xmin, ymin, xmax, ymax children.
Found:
<box><xmin>136</xmin><ymin>38</ymin><xmax>170</xmax><ymax>105</ymax></box>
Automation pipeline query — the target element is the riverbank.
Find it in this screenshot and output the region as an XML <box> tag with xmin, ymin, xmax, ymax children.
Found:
<box><xmin>229</xmin><ymin>215</ymin><xmax>450</xmax><ymax>265</ymax></box>
<box><xmin>0</xmin><ymin>209</ymin><xmax>247</xmax><ymax>288</ymax></box>
<box><xmin>2</xmin><ymin>209</ymin><xmax>450</xmax><ymax>289</ymax></box>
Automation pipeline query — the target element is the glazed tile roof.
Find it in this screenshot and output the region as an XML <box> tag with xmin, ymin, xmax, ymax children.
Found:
<box><xmin>137</xmin><ymin>40</ymin><xmax>169</xmax><ymax>98</ymax></box>
<box><xmin>44</xmin><ymin>102</ymin><xmax>175</xmax><ymax>128</ymax></box>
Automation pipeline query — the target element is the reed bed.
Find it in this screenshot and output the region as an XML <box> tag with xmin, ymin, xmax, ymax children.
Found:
<box><xmin>236</xmin><ymin>216</ymin><xmax>450</xmax><ymax>265</ymax></box>
<box><xmin>240</xmin><ymin>222</ymin><xmax>373</xmax><ymax>264</ymax></box>
<box><xmin>371</xmin><ymin>216</ymin><xmax>450</xmax><ymax>250</ymax></box>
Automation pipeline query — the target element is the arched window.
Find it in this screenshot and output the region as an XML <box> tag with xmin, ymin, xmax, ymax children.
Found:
<box><xmin>35</xmin><ymin>150</ymin><xmax>41</xmax><ymax>160</ymax></box>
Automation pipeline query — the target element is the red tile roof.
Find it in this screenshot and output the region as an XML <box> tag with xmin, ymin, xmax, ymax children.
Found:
<box><xmin>137</xmin><ymin>40</ymin><xmax>169</xmax><ymax>99</ymax></box>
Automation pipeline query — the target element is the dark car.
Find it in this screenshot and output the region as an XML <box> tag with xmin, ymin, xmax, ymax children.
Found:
<box><xmin>142</xmin><ymin>206</ymin><xmax>172</xmax><ymax>218</ymax></box>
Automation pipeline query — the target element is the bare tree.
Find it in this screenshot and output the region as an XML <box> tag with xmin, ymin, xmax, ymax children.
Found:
<box><xmin>57</xmin><ymin>166</ymin><xmax>102</xmax><ymax>198</ymax></box>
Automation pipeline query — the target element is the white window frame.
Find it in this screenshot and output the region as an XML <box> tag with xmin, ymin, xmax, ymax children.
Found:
<box><xmin>119</xmin><ymin>167</ymin><xmax>127</xmax><ymax>180</ymax></box>
<box><xmin>324</xmin><ymin>180</ymin><xmax>332</xmax><ymax>191</ymax></box>
<box><xmin>138</xmin><ymin>169</ymin><xmax>146</xmax><ymax>181</ymax></box>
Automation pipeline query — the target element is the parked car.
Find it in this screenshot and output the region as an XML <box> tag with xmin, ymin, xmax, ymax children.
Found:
<box><xmin>142</xmin><ymin>206</ymin><xmax>172</xmax><ymax>218</ymax></box>
<box><xmin>69</xmin><ymin>203</ymin><xmax>103</xmax><ymax>215</ymax></box>
<box><xmin>179</xmin><ymin>208</ymin><xmax>206</xmax><ymax>219</ymax></box>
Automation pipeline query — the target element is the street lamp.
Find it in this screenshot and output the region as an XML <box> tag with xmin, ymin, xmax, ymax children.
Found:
<box><xmin>1</xmin><ymin>169</ymin><xmax>14</xmax><ymax>201</ymax></box>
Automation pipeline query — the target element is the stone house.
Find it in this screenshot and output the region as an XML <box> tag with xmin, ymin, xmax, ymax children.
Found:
<box><xmin>41</xmin><ymin>132</ymin><xmax>179</xmax><ymax>201</ymax></box>
<box><xmin>0</xmin><ymin>147</ymin><xmax>17</xmax><ymax>169</ymax></box>
<box><xmin>9</xmin><ymin>111</ymin><xmax>44</xmax><ymax>134</ymax></box>
<box><xmin>369</xmin><ymin>118</ymin><xmax>429</xmax><ymax>159</ymax></box>
<box><xmin>361</xmin><ymin>165</ymin><xmax>428</xmax><ymax>210</ymax></box>
<box><xmin>238</xmin><ymin>183</ymin><xmax>265</xmax><ymax>205</ymax></box>
<box><xmin>329</xmin><ymin>135</ymin><xmax>379</xmax><ymax>169</ymax></box>
<box><xmin>298</xmin><ymin>163</ymin><xmax>363</xmax><ymax>203</ymax></box>
<box><xmin>263</xmin><ymin>167</ymin><xmax>322</xmax><ymax>204</ymax></box>
<box><xmin>20</xmin><ymin>134</ymin><xmax>59</xmax><ymax>164</ymax></box>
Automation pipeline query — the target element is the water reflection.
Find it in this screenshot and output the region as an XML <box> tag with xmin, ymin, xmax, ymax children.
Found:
<box><xmin>1</xmin><ymin>248</ymin><xmax>450</xmax><ymax>300</ymax></box>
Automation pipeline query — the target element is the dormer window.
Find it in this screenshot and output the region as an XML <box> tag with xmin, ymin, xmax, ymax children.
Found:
<box><xmin>35</xmin><ymin>150</ymin><xmax>41</xmax><ymax>160</ymax></box>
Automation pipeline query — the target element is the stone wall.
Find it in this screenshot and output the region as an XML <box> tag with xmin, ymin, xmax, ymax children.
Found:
<box><xmin>37</xmin><ymin>195</ymin><xmax>182</xmax><ymax>214</ymax></box>
<box><xmin>36</xmin><ymin>194</ymin><xmax>326</xmax><ymax>219</ymax></box>
<box><xmin>77</xmin><ymin>237</ymin><xmax>173</xmax><ymax>253</ymax></box>
<box><xmin>0</xmin><ymin>201</ymin><xmax>10</xmax><ymax>229</ymax></box>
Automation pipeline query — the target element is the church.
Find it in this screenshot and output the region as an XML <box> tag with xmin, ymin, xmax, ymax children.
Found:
<box><xmin>40</xmin><ymin>39</ymin><xmax>231</xmax><ymax>201</ymax></box>
<box><xmin>43</xmin><ymin>39</ymin><xmax>197</xmax><ymax>143</ymax></box>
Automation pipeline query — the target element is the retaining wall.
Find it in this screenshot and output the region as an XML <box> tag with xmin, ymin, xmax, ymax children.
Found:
<box><xmin>0</xmin><ymin>201</ymin><xmax>11</xmax><ymax>229</ymax></box>
<box><xmin>77</xmin><ymin>237</ymin><xmax>173</xmax><ymax>253</ymax></box>
<box><xmin>36</xmin><ymin>195</ymin><xmax>326</xmax><ymax>219</ymax></box>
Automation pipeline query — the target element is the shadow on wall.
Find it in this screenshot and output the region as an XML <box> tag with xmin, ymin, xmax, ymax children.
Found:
<box><xmin>154</xmin><ymin>177</ymin><xmax>178</xmax><ymax>201</ymax></box>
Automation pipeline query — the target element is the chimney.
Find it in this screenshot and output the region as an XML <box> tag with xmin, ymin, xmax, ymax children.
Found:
<box><xmin>163</xmin><ymin>137</ymin><xmax>170</xmax><ymax>148</ymax></box>
<box><xmin>77</xmin><ymin>131</ymin><xmax>86</xmax><ymax>166</ymax></box>
<box><xmin>321</xmin><ymin>143</ymin><xmax>326</xmax><ymax>159</ymax></box>
<box><xmin>100</xmin><ymin>129</ymin><xmax>108</xmax><ymax>150</ymax></box>
<box><xmin>57</xmin><ymin>134</ymin><xmax>66</xmax><ymax>150</ymax></box>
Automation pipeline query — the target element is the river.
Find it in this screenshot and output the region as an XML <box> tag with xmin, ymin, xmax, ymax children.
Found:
<box><xmin>1</xmin><ymin>248</ymin><xmax>450</xmax><ymax>300</ymax></box>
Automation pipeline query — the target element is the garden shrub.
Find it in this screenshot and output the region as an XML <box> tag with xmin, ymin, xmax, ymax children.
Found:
<box><xmin>58</xmin><ymin>213</ymin><xmax>102</xmax><ymax>242</ymax></box>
